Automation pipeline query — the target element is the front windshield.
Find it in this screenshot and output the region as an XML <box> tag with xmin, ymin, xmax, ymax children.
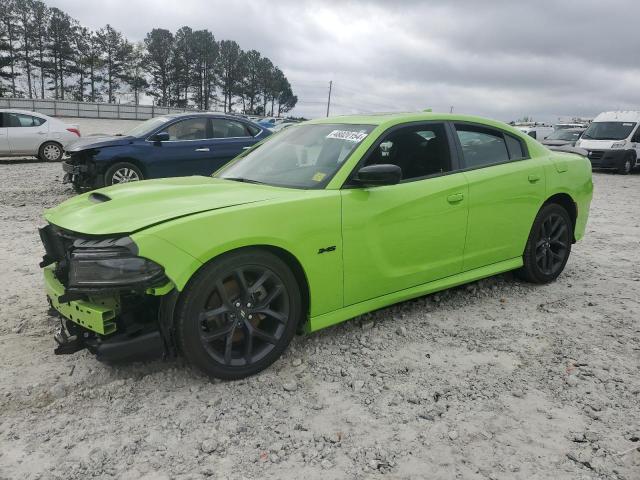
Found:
<box><xmin>126</xmin><ymin>116</ymin><xmax>171</xmax><ymax>137</ymax></box>
<box><xmin>217</xmin><ymin>123</ymin><xmax>375</xmax><ymax>188</ymax></box>
<box><xmin>547</xmin><ymin>130</ymin><xmax>582</xmax><ymax>141</ymax></box>
<box><xmin>582</xmin><ymin>122</ymin><xmax>636</xmax><ymax>140</ymax></box>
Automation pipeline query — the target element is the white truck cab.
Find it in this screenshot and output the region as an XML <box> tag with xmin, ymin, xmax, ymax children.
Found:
<box><xmin>576</xmin><ymin>111</ymin><xmax>640</xmax><ymax>174</ymax></box>
<box><xmin>514</xmin><ymin>123</ymin><xmax>555</xmax><ymax>141</ymax></box>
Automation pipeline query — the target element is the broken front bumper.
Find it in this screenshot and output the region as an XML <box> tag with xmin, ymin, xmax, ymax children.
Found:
<box><xmin>44</xmin><ymin>264</ymin><xmax>177</xmax><ymax>362</ymax></box>
<box><xmin>44</xmin><ymin>265</ymin><xmax>119</xmax><ymax>335</ymax></box>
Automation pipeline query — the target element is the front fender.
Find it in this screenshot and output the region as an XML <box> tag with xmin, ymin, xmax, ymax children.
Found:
<box><xmin>136</xmin><ymin>192</ymin><xmax>343</xmax><ymax>317</ymax></box>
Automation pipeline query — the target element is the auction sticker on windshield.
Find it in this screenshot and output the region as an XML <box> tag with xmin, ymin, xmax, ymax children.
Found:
<box><xmin>326</xmin><ymin>130</ymin><xmax>369</xmax><ymax>142</ymax></box>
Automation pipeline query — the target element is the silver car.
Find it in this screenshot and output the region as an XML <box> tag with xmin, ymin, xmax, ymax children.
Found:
<box><xmin>0</xmin><ymin>109</ymin><xmax>81</xmax><ymax>161</ymax></box>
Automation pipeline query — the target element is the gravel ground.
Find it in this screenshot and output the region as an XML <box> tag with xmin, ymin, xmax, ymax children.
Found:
<box><xmin>0</xmin><ymin>161</ymin><xmax>638</xmax><ymax>480</ymax></box>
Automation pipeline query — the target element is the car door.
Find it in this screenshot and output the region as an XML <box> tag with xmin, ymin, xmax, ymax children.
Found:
<box><xmin>453</xmin><ymin>123</ymin><xmax>547</xmax><ymax>271</ymax></box>
<box><xmin>0</xmin><ymin>113</ymin><xmax>9</xmax><ymax>154</ymax></box>
<box><xmin>6</xmin><ymin>112</ymin><xmax>48</xmax><ymax>155</ymax></box>
<box><xmin>341</xmin><ymin>122</ymin><xmax>469</xmax><ymax>306</ymax></box>
<box><xmin>207</xmin><ymin>118</ymin><xmax>261</xmax><ymax>174</ymax></box>
<box><xmin>146</xmin><ymin>116</ymin><xmax>218</xmax><ymax>178</ymax></box>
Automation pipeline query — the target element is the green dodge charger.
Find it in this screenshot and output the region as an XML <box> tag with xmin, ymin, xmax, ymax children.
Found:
<box><xmin>40</xmin><ymin>112</ymin><xmax>593</xmax><ymax>379</ymax></box>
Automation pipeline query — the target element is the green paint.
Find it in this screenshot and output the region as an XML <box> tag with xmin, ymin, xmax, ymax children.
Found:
<box><xmin>43</xmin><ymin>113</ymin><xmax>593</xmax><ymax>334</ymax></box>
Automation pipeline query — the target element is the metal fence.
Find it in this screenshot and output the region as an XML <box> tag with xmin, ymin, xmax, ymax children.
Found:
<box><xmin>0</xmin><ymin>97</ymin><xmax>198</xmax><ymax>120</ymax></box>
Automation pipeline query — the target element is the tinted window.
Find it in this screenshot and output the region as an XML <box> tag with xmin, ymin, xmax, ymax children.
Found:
<box><xmin>505</xmin><ymin>134</ymin><xmax>525</xmax><ymax>160</ymax></box>
<box><xmin>363</xmin><ymin>123</ymin><xmax>451</xmax><ymax>181</ymax></box>
<box><xmin>212</xmin><ymin>119</ymin><xmax>250</xmax><ymax>138</ymax></box>
<box><xmin>527</xmin><ymin>131</ymin><xmax>537</xmax><ymax>139</ymax></box>
<box><xmin>165</xmin><ymin>118</ymin><xmax>208</xmax><ymax>140</ymax></box>
<box><xmin>7</xmin><ymin>113</ymin><xmax>46</xmax><ymax>127</ymax></box>
<box><xmin>456</xmin><ymin>125</ymin><xmax>510</xmax><ymax>168</ymax></box>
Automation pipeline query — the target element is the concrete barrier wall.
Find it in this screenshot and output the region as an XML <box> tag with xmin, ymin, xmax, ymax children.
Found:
<box><xmin>0</xmin><ymin>97</ymin><xmax>196</xmax><ymax>120</ymax></box>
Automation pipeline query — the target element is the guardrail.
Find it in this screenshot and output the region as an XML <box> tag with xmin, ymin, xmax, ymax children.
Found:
<box><xmin>0</xmin><ymin>97</ymin><xmax>198</xmax><ymax>120</ymax></box>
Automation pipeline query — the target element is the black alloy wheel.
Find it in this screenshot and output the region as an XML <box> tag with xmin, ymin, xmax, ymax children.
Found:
<box><xmin>517</xmin><ymin>203</ymin><xmax>572</xmax><ymax>284</ymax></box>
<box><xmin>176</xmin><ymin>249</ymin><xmax>301</xmax><ymax>379</ymax></box>
<box><xmin>534</xmin><ymin>212</ymin><xmax>570</xmax><ymax>276</ymax></box>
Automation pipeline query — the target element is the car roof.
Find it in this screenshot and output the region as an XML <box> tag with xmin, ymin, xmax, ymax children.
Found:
<box><xmin>164</xmin><ymin>111</ymin><xmax>246</xmax><ymax>119</ymax></box>
<box><xmin>593</xmin><ymin>111</ymin><xmax>640</xmax><ymax>122</ymax></box>
<box><xmin>306</xmin><ymin>111</ymin><xmax>526</xmax><ymax>134</ymax></box>
<box><xmin>0</xmin><ymin>108</ymin><xmax>50</xmax><ymax>118</ymax></box>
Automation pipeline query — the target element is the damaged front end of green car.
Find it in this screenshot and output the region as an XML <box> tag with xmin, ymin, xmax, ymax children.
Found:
<box><xmin>40</xmin><ymin>224</ymin><xmax>178</xmax><ymax>361</ymax></box>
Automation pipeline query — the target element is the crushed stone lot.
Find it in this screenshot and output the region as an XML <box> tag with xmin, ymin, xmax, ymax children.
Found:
<box><xmin>0</xmin><ymin>160</ymin><xmax>638</xmax><ymax>480</ymax></box>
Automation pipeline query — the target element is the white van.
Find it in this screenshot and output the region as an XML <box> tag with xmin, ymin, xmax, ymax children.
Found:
<box><xmin>575</xmin><ymin>111</ymin><xmax>640</xmax><ymax>174</ymax></box>
<box><xmin>514</xmin><ymin>123</ymin><xmax>554</xmax><ymax>141</ymax></box>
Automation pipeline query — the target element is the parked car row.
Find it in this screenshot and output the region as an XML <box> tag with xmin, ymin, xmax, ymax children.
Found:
<box><xmin>574</xmin><ymin>111</ymin><xmax>640</xmax><ymax>174</ymax></box>
<box><xmin>512</xmin><ymin>111</ymin><xmax>640</xmax><ymax>174</ymax></box>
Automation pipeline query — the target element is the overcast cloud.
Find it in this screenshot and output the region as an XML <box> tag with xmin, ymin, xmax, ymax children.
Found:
<box><xmin>48</xmin><ymin>0</ymin><xmax>640</xmax><ymax>122</ymax></box>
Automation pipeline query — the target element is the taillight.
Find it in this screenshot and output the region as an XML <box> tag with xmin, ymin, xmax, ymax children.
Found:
<box><xmin>66</xmin><ymin>128</ymin><xmax>81</xmax><ymax>137</ymax></box>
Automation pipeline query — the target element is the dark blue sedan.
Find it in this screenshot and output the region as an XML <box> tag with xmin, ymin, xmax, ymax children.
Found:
<box><xmin>62</xmin><ymin>113</ymin><xmax>271</xmax><ymax>190</ymax></box>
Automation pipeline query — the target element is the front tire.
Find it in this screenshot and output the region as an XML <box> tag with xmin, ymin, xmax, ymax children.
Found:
<box><xmin>38</xmin><ymin>142</ymin><xmax>63</xmax><ymax>162</ymax></box>
<box><xmin>104</xmin><ymin>162</ymin><xmax>143</xmax><ymax>186</ymax></box>
<box><xmin>517</xmin><ymin>203</ymin><xmax>572</xmax><ymax>284</ymax></box>
<box><xmin>175</xmin><ymin>249</ymin><xmax>302</xmax><ymax>380</ymax></box>
<box><xmin>618</xmin><ymin>153</ymin><xmax>635</xmax><ymax>175</ymax></box>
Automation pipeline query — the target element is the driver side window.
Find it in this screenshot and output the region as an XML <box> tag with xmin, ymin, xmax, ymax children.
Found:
<box><xmin>165</xmin><ymin>118</ymin><xmax>209</xmax><ymax>141</ymax></box>
<box><xmin>363</xmin><ymin>123</ymin><xmax>452</xmax><ymax>181</ymax></box>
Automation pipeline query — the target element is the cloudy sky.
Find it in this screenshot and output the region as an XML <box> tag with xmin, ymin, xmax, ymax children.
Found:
<box><xmin>49</xmin><ymin>0</ymin><xmax>640</xmax><ymax>122</ymax></box>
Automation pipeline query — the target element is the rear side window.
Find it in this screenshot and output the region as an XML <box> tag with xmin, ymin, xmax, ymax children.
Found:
<box><xmin>211</xmin><ymin>119</ymin><xmax>251</xmax><ymax>138</ymax></box>
<box><xmin>7</xmin><ymin>113</ymin><xmax>46</xmax><ymax>127</ymax></box>
<box><xmin>527</xmin><ymin>130</ymin><xmax>537</xmax><ymax>139</ymax></box>
<box><xmin>505</xmin><ymin>134</ymin><xmax>526</xmax><ymax>160</ymax></box>
<box><xmin>455</xmin><ymin>125</ymin><xmax>510</xmax><ymax>168</ymax></box>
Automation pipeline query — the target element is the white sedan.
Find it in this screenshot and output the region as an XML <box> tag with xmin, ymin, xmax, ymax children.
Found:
<box><xmin>0</xmin><ymin>109</ymin><xmax>81</xmax><ymax>161</ymax></box>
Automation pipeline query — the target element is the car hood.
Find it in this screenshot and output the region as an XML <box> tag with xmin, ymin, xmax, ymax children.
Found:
<box><xmin>65</xmin><ymin>135</ymin><xmax>136</xmax><ymax>152</ymax></box>
<box><xmin>542</xmin><ymin>139</ymin><xmax>573</xmax><ymax>146</ymax></box>
<box><xmin>44</xmin><ymin>176</ymin><xmax>295</xmax><ymax>235</ymax></box>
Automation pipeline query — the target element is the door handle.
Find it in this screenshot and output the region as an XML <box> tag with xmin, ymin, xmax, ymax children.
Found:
<box><xmin>195</xmin><ymin>147</ymin><xmax>210</xmax><ymax>152</ymax></box>
<box><xmin>446</xmin><ymin>193</ymin><xmax>464</xmax><ymax>204</ymax></box>
<box><xmin>242</xmin><ymin>146</ymin><xmax>251</xmax><ymax>150</ymax></box>
<box><xmin>528</xmin><ymin>174</ymin><xmax>541</xmax><ymax>183</ymax></box>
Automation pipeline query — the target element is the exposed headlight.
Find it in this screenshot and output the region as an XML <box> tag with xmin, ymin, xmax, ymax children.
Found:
<box><xmin>68</xmin><ymin>248</ymin><xmax>164</xmax><ymax>288</ymax></box>
<box><xmin>611</xmin><ymin>141</ymin><xmax>626</xmax><ymax>149</ymax></box>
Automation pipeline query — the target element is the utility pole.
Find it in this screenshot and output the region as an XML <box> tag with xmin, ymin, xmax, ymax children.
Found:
<box><xmin>450</xmin><ymin>105</ymin><xmax>454</xmax><ymax>113</ymax></box>
<box><xmin>326</xmin><ymin>80</ymin><xmax>332</xmax><ymax>117</ymax></box>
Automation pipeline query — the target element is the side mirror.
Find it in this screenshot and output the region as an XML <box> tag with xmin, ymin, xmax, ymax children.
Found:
<box><xmin>150</xmin><ymin>132</ymin><xmax>170</xmax><ymax>142</ymax></box>
<box><xmin>354</xmin><ymin>164</ymin><xmax>402</xmax><ymax>187</ymax></box>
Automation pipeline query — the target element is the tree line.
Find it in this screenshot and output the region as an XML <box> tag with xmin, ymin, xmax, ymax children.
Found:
<box><xmin>0</xmin><ymin>0</ymin><xmax>298</xmax><ymax>115</ymax></box>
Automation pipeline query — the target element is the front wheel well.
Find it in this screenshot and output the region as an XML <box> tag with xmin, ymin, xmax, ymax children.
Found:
<box><xmin>179</xmin><ymin>245</ymin><xmax>311</xmax><ymax>328</ymax></box>
<box><xmin>104</xmin><ymin>158</ymin><xmax>147</xmax><ymax>178</ymax></box>
<box><xmin>543</xmin><ymin>193</ymin><xmax>577</xmax><ymax>242</ymax></box>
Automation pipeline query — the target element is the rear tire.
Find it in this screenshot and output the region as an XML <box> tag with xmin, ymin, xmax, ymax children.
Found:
<box><xmin>38</xmin><ymin>142</ymin><xmax>63</xmax><ymax>162</ymax></box>
<box><xmin>516</xmin><ymin>203</ymin><xmax>572</xmax><ymax>284</ymax></box>
<box><xmin>104</xmin><ymin>162</ymin><xmax>143</xmax><ymax>186</ymax></box>
<box><xmin>175</xmin><ymin>249</ymin><xmax>302</xmax><ymax>380</ymax></box>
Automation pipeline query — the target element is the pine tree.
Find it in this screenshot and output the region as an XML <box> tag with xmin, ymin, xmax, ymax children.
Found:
<box><xmin>144</xmin><ymin>28</ymin><xmax>174</xmax><ymax>107</ymax></box>
<box><xmin>31</xmin><ymin>0</ymin><xmax>50</xmax><ymax>99</ymax></box>
<box><xmin>0</xmin><ymin>0</ymin><xmax>20</xmax><ymax>97</ymax></box>
<box><xmin>125</xmin><ymin>42</ymin><xmax>148</xmax><ymax>104</ymax></box>
<box><xmin>218</xmin><ymin>39</ymin><xmax>242</xmax><ymax>113</ymax></box>
<box><xmin>96</xmin><ymin>24</ymin><xmax>132</xmax><ymax>103</ymax></box>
